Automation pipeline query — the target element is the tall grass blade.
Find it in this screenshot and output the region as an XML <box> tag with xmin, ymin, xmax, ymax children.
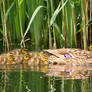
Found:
<box><xmin>0</xmin><ymin>0</ymin><xmax>3</xmax><ymax>5</ymax></box>
<box><xmin>19</xmin><ymin>0</ymin><xmax>23</xmax><ymax>6</ymax></box>
<box><xmin>18</xmin><ymin>0</ymin><xmax>26</xmax><ymax>47</ymax></box>
<box><xmin>21</xmin><ymin>5</ymin><xmax>44</xmax><ymax>46</ymax></box>
<box><xmin>6</xmin><ymin>1</ymin><xmax>14</xmax><ymax>21</ymax></box>
<box><xmin>54</xmin><ymin>23</ymin><xmax>65</xmax><ymax>47</ymax></box>
<box><xmin>54</xmin><ymin>23</ymin><xmax>65</xmax><ymax>41</ymax></box>
<box><xmin>50</xmin><ymin>0</ymin><xmax>68</xmax><ymax>26</ymax></box>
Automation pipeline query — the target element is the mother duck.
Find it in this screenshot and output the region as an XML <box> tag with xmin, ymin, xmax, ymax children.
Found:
<box><xmin>41</xmin><ymin>48</ymin><xmax>92</xmax><ymax>65</ymax></box>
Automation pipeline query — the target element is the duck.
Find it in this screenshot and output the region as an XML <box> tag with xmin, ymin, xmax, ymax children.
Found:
<box><xmin>12</xmin><ymin>48</ymin><xmax>29</xmax><ymax>64</ymax></box>
<box><xmin>23</xmin><ymin>53</ymin><xmax>31</xmax><ymax>64</ymax></box>
<box><xmin>28</xmin><ymin>51</ymin><xmax>49</xmax><ymax>65</ymax></box>
<box><xmin>39</xmin><ymin>51</ymin><xmax>49</xmax><ymax>65</ymax></box>
<box><xmin>6</xmin><ymin>54</ymin><xmax>15</xmax><ymax>64</ymax></box>
<box><xmin>0</xmin><ymin>53</ymin><xmax>7</xmax><ymax>64</ymax></box>
<box><xmin>28</xmin><ymin>52</ymin><xmax>40</xmax><ymax>65</ymax></box>
<box><xmin>46</xmin><ymin>65</ymin><xmax>92</xmax><ymax>79</ymax></box>
<box><xmin>19</xmin><ymin>48</ymin><xmax>28</xmax><ymax>55</ymax></box>
<box><xmin>43</xmin><ymin>48</ymin><xmax>92</xmax><ymax>65</ymax></box>
<box><xmin>89</xmin><ymin>44</ymin><xmax>92</xmax><ymax>51</ymax></box>
<box><xmin>0</xmin><ymin>48</ymin><xmax>29</xmax><ymax>64</ymax></box>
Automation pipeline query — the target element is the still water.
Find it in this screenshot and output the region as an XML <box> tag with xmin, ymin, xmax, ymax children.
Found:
<box><xmin>0</xmin><ymin>64</ymin><xmax>92</xmax><ymax>92</ymax></box>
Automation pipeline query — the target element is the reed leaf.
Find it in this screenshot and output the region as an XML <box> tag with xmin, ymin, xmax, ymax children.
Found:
<box><xmin>19</xmin><ymin>0</ymin><xmax>23</xmax><ymax>6</ymax></box>
<box><xmin>50</xmin><ymin>0</ymin><xmax>68</xmax><ymax>26</ymax></box>
<box><xmin>0</xmin><ymin>0</ymin><xmax>3</xmax><ymax>5</ymax></box>
<box><xmin>54</xmin><ymin>23</ymin><xmax>65</xmax><ymax>41</ymax></box>
<box><xmin>18</xmin><ymin>0</ymin><xmax>26</xmax><ymax>47</ymax></box>
<box><xmin>81</xmin><ymin>0</ymin><xmax>87</xmax><ymax>49</ymax></box>
<box><xmin>21</xmin><ymin>5</ymin><xmax>44</xmax><ymax>46</ymax></box>
<box><xmin>54</xmin><ymin>23</ymin><xmax>65</xmax><ymax>47</ymax></box>
<box><xmin>0</xmin><ymin>0</ymin><xmax>91</xmax><ymax>50</ymax></box>
<box><xmin>6</xmin><ymin>1</ymin><xmax>14</xmax><ymax>21</ymax></box>
<box><xmin>0</xmin><ymin>28</ymin><xmax>4</xmax><ymax>36</ymax></box>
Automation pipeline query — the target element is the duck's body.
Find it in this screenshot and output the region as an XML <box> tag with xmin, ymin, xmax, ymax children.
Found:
<box><xmin>43</xmin><ymin>48</ymin><xmax>92</xmax><ymax>65</ymax></box>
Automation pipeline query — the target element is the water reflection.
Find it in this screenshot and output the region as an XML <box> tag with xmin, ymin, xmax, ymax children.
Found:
<box><xmin>47</xmin><ymin>65</ymin><xmax>92</xmax><ymax>79</ymax></box>
<box><xmin>0</xmin><ymin>64</ymin><xmax>92</xmax><ymax>92</ymax></box>
<box><xmin>0</xmin><ymin>64</ymin><xmax>48</xmax><ymax>72</ymax></box>
<box><xmin>0</xmin><ymin>64</ymin><xmax>92</xmax><ymax>79</ymax></box>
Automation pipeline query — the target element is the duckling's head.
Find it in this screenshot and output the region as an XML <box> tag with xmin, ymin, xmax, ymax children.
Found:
<box><xmin>89</xmin><ymin>44</ymin><xmax>92</xmax><ymax>51</ymax></box>
<box><xmin>7</xmin><ymin>55</ymin><xmax>15</xmax><ymax>63</ymax></box>
<box><xmin>20</xmin><ymin>48</ymin><xmax>28</xmax><ymax>54</ymax></box>
<box><xmin>23</xmin><ymin>54</ymin><xmax>31</xmax><ymax>62</ymax></box>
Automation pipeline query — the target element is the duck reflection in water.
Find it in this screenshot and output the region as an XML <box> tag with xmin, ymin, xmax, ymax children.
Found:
<box><xmin>46</xmin><ymin>65</ymin><xmax>92</xmax><ymax>79</ymax></box>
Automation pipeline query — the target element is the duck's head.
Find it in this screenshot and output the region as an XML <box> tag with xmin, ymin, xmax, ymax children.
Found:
<box><xmin>89</xmin><ymin>45</ymin><xmax>92</xmax><ymax>51</ymax></box>
<box><xmin>20</xmin><ymin>48</ymin><xmax>28</xmax><ymax>54</ymax></box>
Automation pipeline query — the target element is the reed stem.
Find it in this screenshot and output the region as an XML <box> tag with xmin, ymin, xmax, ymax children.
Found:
<box><xmin>89</xmin><ymin>0</ymin><xmax>92</xmax><ymax>44</ymax></box>
<box><xmin>3</xmin><ymin>0</ymin><xmax>9</xmax><ymax>51</ymax></box>
<box><xmin>81</xmin><ymin>0</ymin><xmax>87</xmax><ymax>50</ymax></box>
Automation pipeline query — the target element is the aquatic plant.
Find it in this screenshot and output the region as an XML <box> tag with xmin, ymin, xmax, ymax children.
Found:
<box><xmin>0</xmin><ymin>0</ymin><xmax>91</xmax><ymax>51</ymax></box>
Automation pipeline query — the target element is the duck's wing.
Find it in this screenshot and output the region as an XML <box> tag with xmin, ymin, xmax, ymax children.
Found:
<box><xmin>43</xmin><ymin>49</ymin><xmax>67</xmax><ymax>58</ymax></box>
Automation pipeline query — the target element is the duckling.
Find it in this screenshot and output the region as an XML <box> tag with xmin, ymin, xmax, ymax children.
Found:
<box><xmin>39</xmin><ymin>51</ymin><xmax>49</xmax><ymax>65</ymax></box>
<box><xmin>0</xmin><ymin>48</ymin><xmax>28</xmax><ymax>65</ymax></box>
<box><xmin>23</xmin><ymin>54</ymin><xmax>31</xmax><ymax>62</ymax></box>
<box><xmin>0</xmin><ymin>54</ymin><xmax>7</xmax><ymax>64</ymax></box>
<box><xmin>20</xmin><ymin>48</ymin><xmax>28</xmax><ymax>55</ymax></box>
<box><xmin>28</xmin><ymin>52</ymin><xmax>40</xmax><ymax>65</ymax></box>
<box><xmin>6</xmin><ymin>49</ymin><xmax>20</xmax><ymax>57</ymax></box>
<box><xmin>15</xmin><ymin>48</ymin><xmax>29</xmax><ymax>64</ymax></box>
<box><xmin>89</xmin><ymin>44</ymin><xmax>92</xmax><ymax>51</ymax></box>
<box><xmin>7</xmin><ymin>54</ymin><xmax>15</xmax><ymax>64</ymax></box>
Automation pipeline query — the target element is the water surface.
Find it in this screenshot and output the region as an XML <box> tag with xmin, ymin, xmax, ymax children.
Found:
<box><xmin>0</xmin><ymin>64</ymin><xmax>92</xmax><ymax>92</ymax></box>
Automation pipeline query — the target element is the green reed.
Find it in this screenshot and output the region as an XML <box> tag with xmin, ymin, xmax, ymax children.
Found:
<box><xmin>89</xmin><ymin>0</ymin><xmax>92</xmax><ymax>44</ymax></box>
<box><xmin>0</xmin><ymin>0</ymin><xmax>91</xmax><ymax>50</ymax></box>
<box><xmin>81</xmin><ymin>0</ymin><xmax>88</xmax><ymax>50</ymax></box>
